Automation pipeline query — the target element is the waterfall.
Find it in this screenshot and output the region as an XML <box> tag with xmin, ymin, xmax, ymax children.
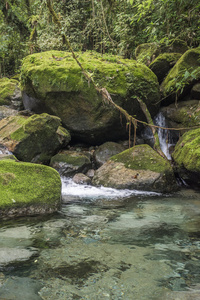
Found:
<box><xmin>154</xmin><ymin>112</ymin><xmax>173</xmax><ymax>160</ymax></box>
<box><xmin>142</xmin><ymin>112</ymin><xmax>174</xmax><ymax>160</ymax></box>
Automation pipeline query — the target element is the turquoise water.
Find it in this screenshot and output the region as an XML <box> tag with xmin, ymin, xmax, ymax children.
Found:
<box><xmin>0</xmin><ymin>181</ymin><xmax>200</xmax><ymax>299</ymax></box>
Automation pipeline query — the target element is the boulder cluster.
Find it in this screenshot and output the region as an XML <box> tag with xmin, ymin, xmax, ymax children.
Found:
<box><xmin>0</xmin><ymin>44</ymin><xmax>200</xmax><ymax>218</ymax></box>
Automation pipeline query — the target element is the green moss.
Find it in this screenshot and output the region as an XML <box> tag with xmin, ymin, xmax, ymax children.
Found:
<box><xmin>50</xmin><ymin>152</ymin><xmax>90</xmax><ymax>167</ymax></box>
<box><xmin>172</xmin><ymin>128</ymin><xmax>200</xmax><ymax>172</ymax></box>
<box><xmin>0</xmin><ymin>160</ymin><xmax>61</xmax><ymax>209</ymax></box>
<box><xmin>135</xmin><ymin>43</ymin><xmax>160</xmax><ymax>65</ymax></box>
<box><xmin>161</xmin><ymin>48</ymin><xmax>200</xmax><ymax>98</ymax></box>
<box><xmin>0</xmin><ymin>113</ymin><xmax>69</xmax><ymax>163</ymax></box>
<box><xmin>0</xmin><ymin>77</ymin><xmax>18</xmax><ymax>103</ymax></box>
<box><xmin>111</xmin><ymin>144</ymin><xmax>172</xmax><ymax>173</ymax></box>
<box><xmin>20</xmin><ymin>50</ymin><xmax>159</xmax><ymax>99</ymax></box>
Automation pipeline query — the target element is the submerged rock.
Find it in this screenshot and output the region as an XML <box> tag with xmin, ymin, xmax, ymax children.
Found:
<box><xmin>0</xmin><ymin>159</ymin><xmax>61</xmax><ymax>218</ymax></box>
<box><xmin>92</xmin><ymin>144</ymin><xmax>177</xmax><ymax>193</ymax></box>
<box><xmin>172</xmin><ymin>128</ymin><xmax>200</xmax><ymax>186</ymax></box>
<box><xmin>20</xmin><ymin>50</ymin><xmax>160</xmax><ymax>144</ymax></box>
<box><xmin>50</xmin><ymin>150</ymin><xmax>92</xmax><ymax>176</ymax></box>
<box><xmin>0</xmin><ymin>113</ymin><xmax>71</xmax><ymax>163</ymax></box>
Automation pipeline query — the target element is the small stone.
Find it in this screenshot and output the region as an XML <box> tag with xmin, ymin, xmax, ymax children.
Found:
<box><xmin>73</xmin><ymin>173</ymin><xmax>91</xmax><ymax>185</ymax></box>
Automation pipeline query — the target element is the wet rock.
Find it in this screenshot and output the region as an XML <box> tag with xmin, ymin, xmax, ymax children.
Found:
<box><xmin>92</xmin><ymin>144</ymin><xmax>178</xmax><ymax>193</ymax></box>
<box><xmin>73</xmin><ymin>173</ymin><xmax>91</xmax><ymax>185</ymax></box>
<box><xmin>0</xmin><ymin>159</ymin><xmax>61</xmax><ymax>218</ymax></box>
<box><xmin>94</xmin><ymin>141</ymin><xmax>126</xmax><ymax>167</ymax></box>
<box><xmin>50</xmin><ymin>150</ymin><xmax>92</xmax><ymax>176</ymax></box>
<box><xmin>172</xmin><ymin>128</ymin><xmax>200</xmax><ymax>186</ymax></box>
<box><xmin>86</xmin><ymin>169</ymin><xmax>95</xmax><ymax>178</ymax></box>
<box><xmin>20</xmin><ymin>50</ymin><xmax>160</xmax><ymax>144</ymax></box>
<box><xmin>0</xmin><ymin>277</ymin><xmax>42</xmax><ymax>300</ymax></box>
<box><xmin>0</xmin><ymin>113</ymin><xmax>71</xmax><ymax>163</ymax></box>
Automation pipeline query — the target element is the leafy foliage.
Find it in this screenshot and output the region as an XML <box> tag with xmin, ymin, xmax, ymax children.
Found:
<box><xmin>0</xmin><ymin>0</ymin><xmax>200</xmax><ymax>75</ymax></box>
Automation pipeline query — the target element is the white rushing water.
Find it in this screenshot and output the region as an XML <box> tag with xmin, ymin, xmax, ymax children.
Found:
<box><xmin>61</xmin><ymin>177</ymin><xmax>160</xmax><ymax>200</ymax></box>
<box><xmin>154</xmin><ymin>112</ymin><xmax>174</xmax><ymax>160</ymax></box>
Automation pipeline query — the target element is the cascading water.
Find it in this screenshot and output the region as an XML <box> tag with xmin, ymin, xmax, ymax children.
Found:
<box><xmin>142</xmin><ymin>112</ymin><xmax>176</xmax><ymax>160</ymax></box>
<box><xmin>154</xmin><ymin>112</ymin><xmax>174</xmax><ymax>160</ymax></box>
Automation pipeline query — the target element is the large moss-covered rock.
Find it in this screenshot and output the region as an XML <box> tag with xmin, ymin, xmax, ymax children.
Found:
<box><xmin>92</xmin><ymin>144</ymin><xmax>177</xmax><ymax>193</ymax></box>
<box><xmin>50</xmin><ymin>150</ymin><xmax>92</xmax><ymax>176</ymax></box>
<box><xmin>0</xmin><ymin>77</ymin><xmax>22</xmax><ymax>108</ymax></box>
<box><xmin>20</xmin><ymin>51</ymin><xmax>160</xmax><ymax>144</ymax></box>
<box><xmin>149</xmin><ymin>53</ymin><xmax>181</xmax><ymax>83</ymax></box>
<box><xmin>161</xmin><ymin>48</ymin><xmax>200</xmax><ymax>105</ymax></box>
<box><xmin>0</xmin><ymin>160</ymin><xmax>61</xmax><ymax>218</ymax></box>
<box><xmin>135</xmin><ymin>40</ymin><xmax>187</xmax><ymax>66</ymax></box>
<box><xmin>172</xmin><ymin>128</ymin><xmax>200</xmax><ymax>186</ymax></box>
<box><xmin>0</xmin><ymin>113</ymin><xmax>71</xmax><ymax>163</ymax></box>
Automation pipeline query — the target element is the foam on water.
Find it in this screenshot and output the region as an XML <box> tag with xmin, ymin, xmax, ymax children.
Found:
<box><xmin>61</xmin><ymin>177</ymin><xmax>160</xmax><ymax>199</ymax></box>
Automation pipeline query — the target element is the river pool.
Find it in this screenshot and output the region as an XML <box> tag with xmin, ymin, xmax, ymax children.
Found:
<box><xmin>0</xmin><ymin>178</ymin><xmax>200</xmax><ymax>299</ymax></box>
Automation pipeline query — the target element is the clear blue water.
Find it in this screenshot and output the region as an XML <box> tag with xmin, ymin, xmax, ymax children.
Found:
<box><xmin>0</xmin><ymin>180</ymin><xmax>200</xmax><ymax>299</ymax></box>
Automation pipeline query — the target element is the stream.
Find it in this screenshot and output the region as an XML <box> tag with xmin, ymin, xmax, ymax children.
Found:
<box><xmin>0</xmin><ymin>178</ymin><xmax>200</xmax><ymax>299</ymax></box>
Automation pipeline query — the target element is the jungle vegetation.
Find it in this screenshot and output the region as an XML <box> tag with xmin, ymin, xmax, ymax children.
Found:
<box><xmin>0</xmin><ymin>0</ymin><xmax>200</xmax><ymax>76</ymax></box>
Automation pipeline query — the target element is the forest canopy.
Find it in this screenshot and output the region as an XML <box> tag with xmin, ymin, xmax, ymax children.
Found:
<box><xmin>0</xmin><ymin>0</ymin><xmax>200</xmax><ymax>76</ymax></box>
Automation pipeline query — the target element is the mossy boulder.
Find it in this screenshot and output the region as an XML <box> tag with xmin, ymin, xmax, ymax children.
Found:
<box><xmin>20</xmin><ymin>50</ymin><xmax>160</xmax><ymax>144</ymax></box>
<box><xmin>0</xmin><ymin>77</ymin><xmax>22</xmax><ymax>108</ymax></box>
<box><xmin>50</xmin><ymin>150</ymin><xmax>92</xmax><ymax>176</ymax></box>
<box><xmin>0</xmin><ymin>113</ymin><xmax>71</xmax><ymax>163</ymax></box>
<box><xmin>0</xmin><ymin>160</ymin><xmax>61</xmax><ymax>218</ymax></box>
<box><xmin>135</xmin><ymin>40</ymin><xmax>188</xmax><ymax>67</ymax></box>
<box><xmin>161</xmin><ymin>48</ymin><xmax>200</xmax><ymax>105</ymax></box>
<box><xmin>135</xmin><ymin>43</ymin><xmax>160</xmax><ymax>65</ymax></box>
<box><xmin>149</xmin><ymin>53</ymin><xmax>182</xmax><ymax>83</ymax></box>
<box><xmin>92</xmin><ymin>144</ymin><xmax>177</xmax><ymax>193</ymax></box>
<box><xmin>160</xmin><ymin>39</ymin><xmax>188</xmax><ymax>54</ymax></box>
<box><xmin>172</xmin><ymin>128</ymin><xmax>200</xmax><ymax>186</ymax></box>
<box><xmin>161</xmin><ymin>100</ymin><xmax>200</xmax><ymax>135</ymax></box>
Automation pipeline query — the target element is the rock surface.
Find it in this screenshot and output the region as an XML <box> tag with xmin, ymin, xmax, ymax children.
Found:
<box><xmin>172</xmin><ymin>128</ymin><xmax>200</xmax><ymax>186</ymax></box>
<box><xmin>0</xmin><ymin>159</ymin><xmax>61</xmax><ymax>218</ymax></box>
<box><xmin>92</xmin><ymin>144</ymin><xmax>177</xmax><ymax>193</ymax></box>
<box><xmin>0</xmin><ymin>113</ymin><xmax>71</xmax><ymax>163</ymax></box>
<box><xmin>149</xmin><ymin>53</ymin><xmax>181</xmax><ymax>83</ymax></box>
<box><xmin>94</xmin><ymin>141</ymin><xmax>126</xmax><ymax>167</ymax></box>
<box><xmin>0</xmin><ymin>77</ymin><xmax>22</xmax><ymax>107</ymax></box>
<box><xmin>161</xmin><ymin>100</ymin><xmax>200</xmax><ymax>135</ymax></box>
<box><xmin>20</xmin><ymin>50</ymin><xmax>160</xmax><ymax>144</ymax></box>
<box><xmin>50</xmin><ymin>150</ymin><xmax>92</xmax><ymax>176</ymax></box>
<box><xmin>73</xmin><ymin>173</ymin><xmax>91</xmax><ymax>185</ymax></box>
<box><xmin>161</xmin><ymin>47</ymin><xmax>200</xmax><ymax>105</ymax></box>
